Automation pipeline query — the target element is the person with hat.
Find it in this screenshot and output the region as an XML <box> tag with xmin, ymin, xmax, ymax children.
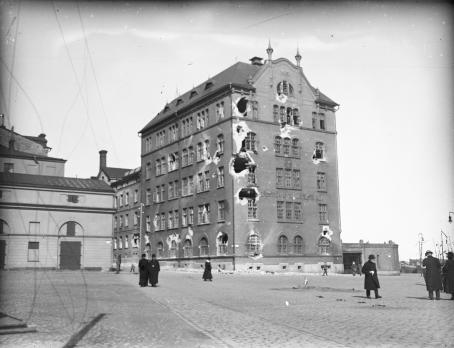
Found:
<box><xmin>203</xmin><ymin>257</ymin><xmax>213</xmax><ymax>281</ymax></box>
<box><xmin>147</xmin><ymin>253</ymin><xmax>160</xmax><ymax>287</ymax></box>
<box><xmin>138</xmin><ymin>253</ymin><xmax>148</xmax><ymax>287</ymax></box>
<box><xmin>361</xmin><ymin>255</ymin><xmax>382</xmax><ymax>299</ymax></box>
<box><xmin>441</xmin><ymin>251</ymin><xmax>454</xmax><ymax>300</ymax></box>
<box><xmin>422</xmin><ymin>250</ymin><xmax>442</xmax><ymax>300</ymax></box>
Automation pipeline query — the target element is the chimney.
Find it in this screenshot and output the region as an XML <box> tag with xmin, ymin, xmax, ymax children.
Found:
<box><xmin>249</xmin><ymin>56</ymin><xmax>263</xmax><ymax>66</ymax></box>
<box><xmin>0</xmin><ymin>114</ymin><xmax>4</xmax><ymax>127</ymax></box>
<box><xmin>99</xmin><ymin>150</ymin><xmax>107</xmax><ymax>169</ymax></box>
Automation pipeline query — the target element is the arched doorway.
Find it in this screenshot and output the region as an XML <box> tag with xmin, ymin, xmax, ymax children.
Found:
<box><xmin>59</xmin><ymin>221</ymin><xmax>83</xmax><ymax>270</ymax></box>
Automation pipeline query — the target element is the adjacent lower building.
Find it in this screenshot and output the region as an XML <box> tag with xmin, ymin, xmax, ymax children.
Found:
<box><xmin>138</xmin><ymin>44</ymin><xmax>343</xmax><ymax>272</ymax></box>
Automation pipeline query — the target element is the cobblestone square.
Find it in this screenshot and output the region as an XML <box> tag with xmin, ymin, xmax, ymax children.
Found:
<box><xmin>1</xmin><ymin>270</ymin><xmax>453</xmax><ymax>347</ymax></box>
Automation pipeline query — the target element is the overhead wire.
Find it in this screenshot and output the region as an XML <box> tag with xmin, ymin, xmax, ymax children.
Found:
<box><xmin>6</xmin><ymin>0</ymin><xmax>21</xmax><ymax>123</ymax></box>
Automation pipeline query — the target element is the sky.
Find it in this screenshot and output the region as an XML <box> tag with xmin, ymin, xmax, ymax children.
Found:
<box><xmin>1</xmin><ymin>0</ymin><xmax>453</xmax><ymax>261</ymax></box>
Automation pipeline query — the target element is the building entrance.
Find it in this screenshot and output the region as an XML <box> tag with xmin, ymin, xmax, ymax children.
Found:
<box><xmin>343</xmin><ymin>252</ymin><xmax>362</xmax><ymax>273</ymax></box>
<box><xmin>60</xmin><ymin>241</ymin><xmax>81</xmax><ymax>270</ymax></box>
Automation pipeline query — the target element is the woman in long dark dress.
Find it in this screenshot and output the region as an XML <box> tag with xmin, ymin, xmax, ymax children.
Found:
<box><xmin>203</xmin><ymin>257</ymin><xmax>212</xmax><ymax>281</ymax></box>
<box><xmin>442</xmin><ymin>251</ymin><xmax>454</xmax><ymax>300</ymax></box>
<box><xmin>138</xmin><ymin>253</ymin><xmax>148</xmax><ymax>287</ymax></box>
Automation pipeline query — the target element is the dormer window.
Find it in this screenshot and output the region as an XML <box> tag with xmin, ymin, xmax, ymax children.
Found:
<box><xmin>205</xmin><ymin>81</ymin><xmax>214</xmax><ymax>90</ymax></box>
<box><xmin>176</xmin><ymin>98</ymin><xmax>184</xmax><ymax>106</ymax></box>
<box><xmin>190</xmin><ymin>90</ymin><xmax>198</xmax><ymax>99</ymax></box>
<box><xmin>163</xmin><ymin>105</ymin><xmax>170</xmax><ymax>113</ymax></box>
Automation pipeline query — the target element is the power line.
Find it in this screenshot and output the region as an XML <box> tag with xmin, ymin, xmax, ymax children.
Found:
<box><xmin>76</xmin><ymin>0</ymin><xmax>120</xmax><ymax>161</ymax></box>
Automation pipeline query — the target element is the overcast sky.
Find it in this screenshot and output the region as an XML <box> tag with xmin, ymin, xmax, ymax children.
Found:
<box><xmin>1</xmin><ymin>1</ymin><xmax>453</xmax><ymax>261</ymax></box>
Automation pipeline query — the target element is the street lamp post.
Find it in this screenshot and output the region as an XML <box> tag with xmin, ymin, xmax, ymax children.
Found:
<box><xmin>138</xmin><ymin>203</ymin><xmax>145</xmax><ymax>255</ymax></box>
<box><xmin>418</xmin><ymin>233</ymin><xmax>424</xmax><ymax>276</ymax></box>
<box><xmin>441</xmin><ymin>230</ymin><xmax>448</xmax><ymax>262</ymax></box>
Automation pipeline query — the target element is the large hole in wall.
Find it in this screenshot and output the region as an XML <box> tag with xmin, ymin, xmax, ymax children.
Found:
<box><xmin>238</xmin><ymin>187</ymin><xmax>258</xmax><ymax>201</ymax></box>
<box><xmin>236</xmin><ymin>97</ymin><xmax>248</xmax><ymax>115</ymax></box>
<box><xmin>232</xmin><ymin>151</ymin><xmax>252</xmax><ymax>173</ymax></box>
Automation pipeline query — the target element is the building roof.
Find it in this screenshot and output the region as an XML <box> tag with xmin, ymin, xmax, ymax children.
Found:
<box><xmin>0</xmin><ymin>172</ymin><xmax>114</xmax><ymax>193</ymax></box>
<box><xmin>313</xmin><ymin>88</ymin><xmax>339</xmax><ymax>108</ymax></box>
<box><xmin>100</xmin><ymin>167</ymin><xmax>131</xmax><ymax>180</ymax></box>
<box><xmin>139</xmin><ymin>61</ymin><xmax>261</xmax><ymax>134</ymax></box>
<box><xmin>111</xmin><ymin>167</ymin><xmax>141</xmax><ymax>187</ymax></box>
<box><xmin>0</xmin><ymin>144</ymin><xmax>66</xmax><ymax>163</ymax></box>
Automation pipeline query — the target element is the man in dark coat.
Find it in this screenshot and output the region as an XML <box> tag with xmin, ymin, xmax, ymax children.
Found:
<box><xmin>203</xmin><ymin>257</ymin><xmax>213</xmax><ymax>281</ymax></box>
<box><xmin>442</xmin><ymin>251</ymin><xmax>454</xmax><ymax>300</ymax></box>
<box><xmin>361</xmin><ymin>254</ymin><xmax>382</xmax><ymax>299</ymax></box>
<box><xmin>138</xmin><ymin>253</ymin><xmax>148</xmax><ymax>287</ymax></box>
<box><xmin>422</xmin><ymin>250</ymin><xmax>442</xmax><ymax>300</ymax></box>
<box><xmin>116</xmin><ymin>254</ymin><xmax>121</xmax><ymax>274</ymax></box>
<box><xmin>147</xmin><ymin>254</ymin><xmax>160</xmax><ymax>287</ymax></box>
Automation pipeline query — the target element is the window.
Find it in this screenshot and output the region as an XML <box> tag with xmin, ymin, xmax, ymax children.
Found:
<box><xmin>173</xmin><ymin>210</ymin><xmax>179</xmax><ymax>228</ymax></box>
<box><xmin>248</xmin><ymin>166</ymin><xmax>256</xmax><ymax>185</ymax></box>
<box><xmin>114</xmin><ymin>217</ymin><xmax>118</xmax><ymax>230</ymax></box>
<box><xmin>217</xmin><ymin>233</ymin><xmax>228</xmax><ymax>255</ymax></box>
<box><xmin>283</xmin><ymin>138</ymin><xmax>290</xmax><ymax>156</ymax></box>
<box><xmin>319</xmin><ymin>237</ymin><xmax>331</xmax><ymax>255</ymax></box>
<box><xmin>276</xmin><ymin>168</ymin><xmax>283</xmax><ymax>187</ymax></box>
<box><xmin>280</xmin><ymin>106</ymin><xmax>285</xmax><ymax>123</ymax></box>
<box><xmin>314</xmin><ymin>142</ymin><xmax>325</xmax><ymax>160</ymax></box>
<box><xmin>197</xmin><ymin>173</ymin><xmax>204</xmax><ymax>193</ymax></box>
<box><xmin>134</xmin><ymin>212</ymin><xmax>138</xmax><ymax>226</ymax></box>
<box><xmin>188</xmin><ymin>207</ymin><xmax>194</xmax><ymax>225</ymax></box>
<box><xmin>286</xmin><ymin>107</ymin><xmax>293</xmax><ymax>125</ymax></box>
<box><xmin>182</xmin><ymin>208</ymin><xmax>188</xmax><ymax>226</ymax></box>
<box><xmin>292</xmin><ymin>169</ymin><xmax>301</xmax><ymax>188</ymax></box>
<box><xmin>132</xmin><ymin>234</ymin><xmax>139</xmax><ymax>248</ymax></box>
<box><xmin>293</xmin><ymin>109</ymin><xmax>300</xmax><ymax>126</ymax></box>
<box><xmin>125</xmin><ymin>235</ymin><xmax>129</xmax><ymax>249</ymax></box>
<box><xmin>146</xmin><ymin>189</ymin><xmax>151</xmax><ymax>205</ymax></box>
<box><xmin>182</xmin><ymin>149</ymin><xmax>188</xmax><ymax>166</ymax></box>
<box><xmin>119</xmin><ymin>215</ymin><xmax>123</xmax><ymax>228</ymax></box>
<box><xmin>182</xmin><ymin>178</ymin><xmax>188</xmax><ymax>196</ymax></box>
<box><xmin>277</xmin><ymin>81</ymin><xmax>294</xmax><ymax>97</ymax></box>
<box><xmin>251</xmin><ymin>100</ymin><xmax>259</xmax><ymax>119</ymax></box>
<box><xmin>274</xmin><ymin>137</ymin><xmax>281</xmax><ymax>155</ymax></box>
<box><xmin>294</xmin><ymin>202</ymin><xmax>302</xmax><ymax>221</ymax></box>
<box><xmin>198</xmin><ymin>204</ymin><xmax>210</xmax><ymax>224</ymax></box>
<box><xmin>247</xmin><ymin>199</ymin><xmax>257</xmax><ymax>220</ymax></box>
<box><xmin>155</xmin><ymin>159</ymin><xmax>161</xmax><ymax>176</ymax></box>
<box><xmin>188</xmin><ymin>176</ymin><xmax>194</xmax><ymax>194</ymax></box>
<box><xmin>63</xmin><ymin>221</ymin><xmax>77</xmax><ymax>236</ymax></box>
<box><xmin>183</xmin><ymin>239</ymin><xmax>193</xmax><ymax>257</ymax></box>
<box><xmin>243</xmin><ymin>132</ymin><xmax>256</xmax><ymax>152</ymax></box>
<box><xmin>124</xmin><ymin>214</ymin><xmax>129</xmax><ymax>228</ymax></box>
<box><xmin>157</xmin><ymin>242</ymin><xmax>164</xmax><ymax>258</ymax></box>
<box><xmin>119</xmin><ymin>194</ymin><xmax>123</xmax><ymax>207</ymax></box>
<box><xmin>168</xmin><ymin>182</ymin><xmax>174</xmax><ymax>199</ymax></box>
<box><xmin>317</xmin><ymin>172</ymin><xmax>326</xmax><ymax>191</ymax></box>
<box><xmin>161</xmin><ymin>185</ymin><xmax>165</xmax><ymax>201</ymax></box>
<box><xmin>217</xmin><ymin>167</ymin><xmax>224</xmax><ymax>188</ymax></box>
<box><xmin>218</xmin><ymin>201</ymin><xmax>225</xmax><ymax>221</ymax></box>
<box><xmin>146</xmin><ymin>215</ymin><xmax>151</xmax><ymax>232</ymax></box>
<box><xmin>67</xmin><ymin>195</ymin><xmax>79</xmax><ymax>203</ymax></box>
<box><xmin>29</xmin><ymin>222</ymin><xmax>40</xmax><ymax>235</ymax></box>
<box><xmin>216</xmin><ymin>102</ymin><xmax>224</xmax><ymax>120</ymax></box>
<box><xmin>4</xmin><ymin>163</ymin><xmax>14</xmax><ymax>173</ymax></box>
<box><xmin>319</xmin><ymin>204</ymin><xmax>328</xmax><ymax>223</ymax></box>
<box><xmin>217</xmin><ymin>135</ymin><xmax>224</xmax><ymax>154</ymax></box>
<box><xmin>146</xmin><ymin>162</ymin><xmax>151</xmax><ymax>180</ymax></box>
<box><xmin>160</xmin><ymin>213</ymin><xmax>166</xmax><ymax>230</ymax></box>
<box><xmin>168</xmin><ymin>211</ymin><xmax>174</xmax><ymax>229</ymax></box>
<box><xmin>294</xmin><ymin>236</ymin><xmax>303</xmax><ymax>255</ymax></box>
<box><xmin>285</xmin><ymin>202</ymin><xmax>292</xmax><ymax>219</ymax></box>
<box><xmin>188</xmin><ymin>146</ymin><xmax>194</xmax><ymax>165</ymax></box>
<box><xmin>278</xmin><ymin>235</ymin><xmax>288</xmax><ymax>255</ymax></box>
<box><xmin>134</xmin><ymin>189</ymin><xmax>138</xmax><ymax>203</ymax></box>
<box><xmin>28</xmin><ymin>242</ymin><xmax>39</xmax><ymax>262</ymax></box>
<box><xmin>197</xmin><ymin>142</ymin><xmax>203</xmax><ymax>161</ymax></box>
<box><xmin>204</xmin><ymin>140</ymin><xmax>210</xmax><ymax>160</ymax></box>
<box><xmin>247</xmin><ymin>234</ymin><xmax>261</xmax><ymax>255</ymax></box>
<box><xmin>204</xmin><ymin>171</ymin><xmax>210</xmax><ymax>191</ymax></box>
<box><xmin>292</xmin><ymin>139</ymin><xmax>299</xmax><ymax>157</ymax></box>
<box><xmin>161</xmin><ymin>157</ymin><xmax>167</xmax><ymax>174</ymax></box>
<box><xmin>277</xmin><ymin>201</ymin><xmax>284</xmax><ymax>219</ymax></box>
<box><xmin>285</xmin><ymin>169</ymin><xmax>292</xmax><ymax>188</ymax></box>
<box><xmin>154</xmin><ymin>214</ymin><xmax>160</xmax><ymax>231</ymax></box>
<box><xmin>199</xmin><ymin>237</ymin><xmax>209</xmax><ymax>256</ymax></box>
<box><xmin>114</xmin><ymin>238</ymin><xmax>117</xmax><ymax>249</ymax></box>
<box><xmin>170</xmin><ymin>240</ymin><xmax>177</xmax><ymax>258</ymax></box>
<box><xmin>125</xmin><ymin>192</ymin><xmax>129</xmax><ymax>205</ymax></box>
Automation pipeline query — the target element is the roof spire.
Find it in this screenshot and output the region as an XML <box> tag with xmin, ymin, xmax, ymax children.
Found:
<box><xmin>295</xmin><ymin>44</ymin><xmax>302</xmax><ymax>67</ymax></box>
<box><xmin>266</xmin><ymin>39</ymin><xmax>273</xmax><ymax>63</ymax></box>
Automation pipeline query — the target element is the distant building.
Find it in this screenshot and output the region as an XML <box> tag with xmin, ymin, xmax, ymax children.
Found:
<box><xmin>342</xmin><ymin>240</ymin><xmax>400</xmax><ymax>275</ymax></box>
<box><xmin>0</xmin><ymin>124</ymin><xmax>114</xmax><ymax>270</ymax></box>
<box><xmin>139</xmin><ymin>44</ymin><xmax>343</xmax><ymax>272</ymax></box>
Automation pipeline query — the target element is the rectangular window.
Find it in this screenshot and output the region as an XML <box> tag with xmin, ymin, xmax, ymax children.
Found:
<box><xmin>198</xmin><ymin>204</ymin><xmax>210</xmax><ymax>224</ymax></box>
<box><xmin>285</xmin><ymin>202</ymin><xmax>292</xmax><ymax>220</ymax></box>
<box><xmin>155</xmin><ymin>160</ymin><xmax>161</xmax><ymax>176</ymax></box>
<box><xmin>188</xmin><ymin>207</ymin><xmax>194</xmax><ymax>225</ymax></box>
<box><xmin>218</xmin><ymin>201</ymin><xmax>225</xmax><ymax>221</ymax></box>
<box><xmin>134</xmin><ymin>189</ymin><xmax>139</xmax><ymax>203</ymax></box>
<box><xmin>285</xmin><ymin>169</ymin><xmax>292</xmax><ymax>188</ymax></box>
<box><xmin>188</xmin><ymin>176</ymin><xmax>194</xmax><ymax>194</ymax></box>
<box><xmin>146</xmin><ymin>189</ymin><xmax>151</xmax><ymax>205</ymax></box>
<box><xmin>168</xmin><ymin>212</ymin><xmax>173</xmax><ymax>229</ymax></box>
<box><xmin>125</xmin><ymin>214</ymin><xmax>129</xmax><ymax>227</ymax></box>
<box><xmin>204</xmin><ymin>140</ymin><xmax>210</xmax><ymax>160</ymax></box>
<box><xmin>28</xmin><ymin>241</ymin><xmax>39</xmax><ymax>262</ymax></box>
<box><xmin>134</xmin><ymin>212</ymin><xmax>138</xmax><ymax>225</ymax></box>
<box><xmin>319</xmin><ymin>204</ymin><xmax>328</xmax><ymax>223</ymax></box>
<box><xmin>67</xmin><ymin>195</ymin><xmax>79</xmax><ymax>203</ymax></box>
<box><xmin>120</xmin><ymin>215</ymin><xmax>123</xmax><ymax>228</ymax></box>
<box><xmin>198</xmin><ymin>173</ymin><xmax>204</xmax><ymax>193</ymax></box>
<box><xmin>160</xmin><ymin>213</ymin><xmax>166</xmax><ymax>230</ymax></box>
<box><xmin>247</xmin><ymin>199</ymin><xmax>257</xmax><ymax>220</ymax></box>
<box><xmin>125</xmin><ymin>192</ymin><xmax>129</xmax><ymax>205</ymax></box>
<box><xmin>197</xmin><ymin>143</ymin><xmax>203</xmax><ymax>161</ymax></box>
<box><xmin>161</xmin><ymin>185</ymin><xmax>165</xmax><ymax>201</ymax></box>
<box><xmin>29</xmin><ymin>222</ymin><xmax>40</xmax><ymax>235</ymax></box>
<box><xmin>182</xmin><ymin>178</ymin><xmax>188</xmax><ymax>196</ymax></box>
<box><xmin>217</xmin><ymin>167</ymin><xmax>224</xmax><ymax>188</ymax></box>
<box><xmin>188</xmin><ymin>147</ymin><xmax>194</xmax><ymax>165</ymax></box>
<box><xmin>276</xmin><ymin>168</ymin><xmax>283</xmax><ymax>187</ymax></box>
<box><xmin>173</xmin><ymin>210</ymin><xmax>179</xmax><ymax>228</ymax></box>
<box><xmin>294</xmin><ymin>202</ymin><xmax>302</xmax><ymax>221</ymax></box>
<box><xmin>204</xmin><ymin>171</ymin><xmax>210</xmax><ymax>191</ymax></box>
<box><xmin>182</xmin><ymin>149</ymin><xmax>188</xmax><ymax>167</ymax></box>
<box><xmin>119</xmin><ymin>194</ymin><xmax>123</xmax><ymax>207</ymax></box>
<box><xmin>317</xmin><ymin>172</ymin><xmax>326</xmax><ymax>191</ymax></box>
<box><xmin>168</xmin><ymin>182</ymin><xmax>174</xmax><ymax>199</ymax></box>
<box><xmin>182</xmin><ymin>208</ymin><xmax>188</xmax><ymax>226</ymax></box>
<box><xmin>277</xmin><ymin>201</ymin><xmax>284</xmax><ymax>219</ymax></box>
<box><xmin>248</xmin><ymin>166</ymin><xmax>256</xmax><ymax>185</ymax></box>
<box><xmin>146</xmin><ymin>162</ymin><xmax>151</xmax><ymax>180</ymax></box>
<box><xmin>161</xmin><ymin>157</ymin><xmax>167</xmax><ymax>174</ymax></box>
<box><xmin>292</xmin><ymin>170</ymin><xmax>301</xmax><ymax>188</ymax></box>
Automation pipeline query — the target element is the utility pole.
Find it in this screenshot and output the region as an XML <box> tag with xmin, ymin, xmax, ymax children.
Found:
<box><xmin>441</xmin><ymin>230</ymin><xmax>448</xmax><ymax>262</ymax></box>
<box><xmin>138</xmin><ymin>203</ymin><xmax>144</xmax><ymax>255</ymax></box>
<box><xmin>418</xmin><ymin>233</ymin><xmax>424</xmax><ymax>276</ymax></box>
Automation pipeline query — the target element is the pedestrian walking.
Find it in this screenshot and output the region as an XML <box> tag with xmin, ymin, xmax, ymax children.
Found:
<box><xmin>147</xmin><ymin>254</ymin><xmax>160</xmax><ymax>287</ymax></box>
<box><xmin>361</xmin><ymin>255</ymin><xmax>382</xmax><ymax>299</ymax></box>
<box><xmin>138</xmin><ymin>253</ymin><xmax>148</xmax><ymax>287</ymax></box>
<box><xmin>321</xmin><ymin>263</ymin><xmax>329</xmax><ymax>276</ymax></box>
<box><xmin>422</xmin><ymin>250</ymin><xmax>442</xmax><ymax>300</ymax></box>
<box><xmin>441</xmin><ymin>251</ymin><xmax>454</xmax><ymax>300</ymax></box>
<box><xmin>351</xmin><ymin>261</ymin><xmax>358</xmax><ymax>276</ymax></box>
<box><xmin>116</xmin><ymin>254</ymin><xmax>121</xmax><ymax>274</ymax></box>
<box><xmin>203</xmin><ymin>257</ymin><xmax>213</xmax><ymax>281</ymax></box>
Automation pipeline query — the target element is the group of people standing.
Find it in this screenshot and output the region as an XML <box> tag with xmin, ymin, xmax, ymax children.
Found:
<box><xmin>138</xmin><ymin>253</ymin><xmax>160</xmax><ymax>287</ymax></box>
<box><xmin>422</xmin><ymin>250</ymin><xmax>454</xmax><ymax>300</ymax></box>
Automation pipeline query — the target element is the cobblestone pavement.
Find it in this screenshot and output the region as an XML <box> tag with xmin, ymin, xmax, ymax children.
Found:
<box><xmin>1</xmin><ymin>270</ymin><xmax>453</xmax><ymax>347</ymax></box>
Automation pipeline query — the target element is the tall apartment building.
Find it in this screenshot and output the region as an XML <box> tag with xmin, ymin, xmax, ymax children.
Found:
<box><xmin>139</xmin><ymin>44</ymin><xmax>343</xmax><ymax>272</ymax></box>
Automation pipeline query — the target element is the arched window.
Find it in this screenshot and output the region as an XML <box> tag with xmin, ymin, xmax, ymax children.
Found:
<box><xmin>59</xmin><ymin>221</ymin><xmax>82</xmax><ymax>237</ymax></box>
<box><xmin>246</xmin><ymin>234</ymin><xmax>261</xmax><ymax>256</ymax></box>
<box><xmin>274</xmin><ymin>136</ymin><xmax>281</xmax><ymax>154</ymax></box>
<box><xmin>157</xmin><ymin>242</ymin><xmax>164</xmax><ymax>258</ymax></box>
<box><xmin>113</xmin><ymin>238</ymin><xmax>118</xmax><ymax>250</ymax></box>
<box><xmin>199</xmin><ymin>237</ymin><xmax>209</xmax><ymax>256</ymax></box>
<box><xmin>277</xmin><ymin>81</ymin><xmax>294</xmax><ymax>97</ymax></box>
<box><xmin>124</xmin><ymin>235</ymin><xmax>129</xmax><ymax>249</ymax></box>
<box><xmin>278</xmin><ymin>235</ymin><xmax>288</xmax><ymax>255</ymax></box>
<box><xmin>183</xmin><ymin>239</ymin><xmax>193</xmax><ymax>258</ymax></box>
<box><xmin>294</xmin><ymin>236</ymin><xmax>303</xmax><ymax>255</ymax></box>
<box><xmin>170</xmin><ymin>240</ymin><xmax>177</xmax><ymax>258</ymax></box>
<box><xmin>119</xmin><ymin>237</ymin><xmax>123</xmax><ymax>249</ymax></box>
<box><xmin>217</xmin><ymin>233</ymin><xmax>228</xmax><ymax>255</ymax></box>
<box><xmin>319</xmin><ymin>237</ymin><xmax>331</xmax><ymax>255</ymax></box>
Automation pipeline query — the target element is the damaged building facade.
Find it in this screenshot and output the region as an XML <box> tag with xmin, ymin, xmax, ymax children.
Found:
<box><xmin>139</xmin><ymin>44</ymin><xmax>343</xmax><ymax>272</ymax></box>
